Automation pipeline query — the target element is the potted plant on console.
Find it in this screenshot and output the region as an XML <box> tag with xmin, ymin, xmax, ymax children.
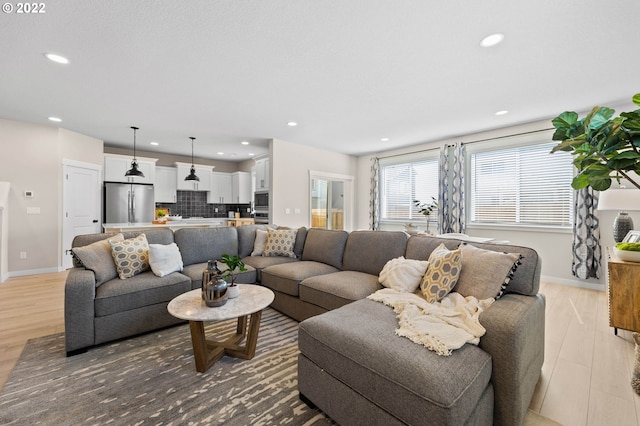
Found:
<box><xmin>219</xmin><ymin>254</ymin><xmax>247</xmax><ymax>299</ymax></box>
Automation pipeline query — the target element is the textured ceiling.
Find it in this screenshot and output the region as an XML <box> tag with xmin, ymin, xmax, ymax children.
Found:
<box><xmin>1</xmin><ymin>0</ymin><xmax>639</xmax><ymax>161</ymax></box>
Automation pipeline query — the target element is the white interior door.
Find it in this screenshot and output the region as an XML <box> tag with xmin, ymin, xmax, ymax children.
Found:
<box><xmin>62</xmin><ymin>161</ymin><xmax>102</xmax><ymax>270</ymax></box>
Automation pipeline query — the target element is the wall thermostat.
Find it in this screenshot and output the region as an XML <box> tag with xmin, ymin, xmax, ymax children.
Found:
<box><xmin>24</xmin><ymin>191</ymin><xmax>34</xmax><ymax>198</ymax></box>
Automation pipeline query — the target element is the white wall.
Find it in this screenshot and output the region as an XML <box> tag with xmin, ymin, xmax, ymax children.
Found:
<box><xmin>355</xmin><ymin>118</ymin><xmax>624</xmax><ymax>289</ymax></box>
<box><xmin>271</xmin><ymin>139</ymin><xmax>357</xmax><ymax>229</ymax></box>
<box><xmin>0</xmin><ymin>119</ymin><xmax>103</xmax><ymax>276</ymax></box>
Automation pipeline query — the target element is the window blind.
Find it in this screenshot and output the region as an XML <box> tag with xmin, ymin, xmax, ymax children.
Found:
<box><xmin>380</xmin><ymin>158</ymin><xmax>439</xmax><ymax>221</ymax></box>
<box><xmin>469</xmin><ymin>142</ymin><xmax>574</xmax><ymax>226</ymax></box>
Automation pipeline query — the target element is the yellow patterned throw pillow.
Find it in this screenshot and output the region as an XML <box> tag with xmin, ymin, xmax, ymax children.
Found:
<box><xmin>262</xmin><ymin>228</ymin><xmax>297</xmax><ymax>258</ymax></box>
<box><xmin>420</xmin><ymin>243</ymin><xmax>462</xmax><ymax>303</ymax></box>
<box><xmin>109</xmin><ymin>233</ymin><xmax>150</xmax><ymax>279</ymax></box>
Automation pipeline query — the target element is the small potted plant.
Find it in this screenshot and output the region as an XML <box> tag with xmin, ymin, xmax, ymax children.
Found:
<box><xmin>413</xmin><ymin>197</ymin><xmax>438</xmax><ymax>234</ymax></box>
<box><xmin>219</xmin><ymin>254</ymin><xmax>247</xmax><ymax>298</ymax></box>
<box><xmin>155</xmin><ymin>209</ymin><xmax>167</xmax><ymax>223</ymax></box>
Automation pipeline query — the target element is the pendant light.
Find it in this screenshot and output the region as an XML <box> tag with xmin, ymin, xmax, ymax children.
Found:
<box><xmin>184</xmin><ymin>136</ymin><xmax>200</xmax><ymax>181</ymax></box>
<box><xmin>125</xmin><ymin>126</ymin><xmax>145</xmax><ymax>178</ymax></box>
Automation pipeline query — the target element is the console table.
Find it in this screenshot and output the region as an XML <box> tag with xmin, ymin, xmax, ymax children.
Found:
<box><xmin>607</xmin><ymin>249</ymin><xmax>640</xmax><ymax>335</ymax></box>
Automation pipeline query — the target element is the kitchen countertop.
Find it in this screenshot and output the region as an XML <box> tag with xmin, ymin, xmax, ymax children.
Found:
<box><xmin>103</xmin><ymin>219</ymin><xmax>227</xmax><ymax>232</ymax></box>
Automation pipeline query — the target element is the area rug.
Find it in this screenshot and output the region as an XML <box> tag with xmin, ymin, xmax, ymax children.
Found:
<box><xmin>0</xmin><ymin>308</ymin><xmax>333</xmax><ymax>425</ymax></box>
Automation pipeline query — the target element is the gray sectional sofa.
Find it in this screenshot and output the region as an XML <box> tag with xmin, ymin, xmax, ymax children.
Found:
<box><xmin>65</xmin><ymin>224</ymin><xmax>544</xmax><ymax>426</ymax></box>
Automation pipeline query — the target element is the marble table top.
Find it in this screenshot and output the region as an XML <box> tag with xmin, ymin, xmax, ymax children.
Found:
<box><xmin>167</xmin><ymin>285</ymin><xmax>275</xmax><ymax>322</ymax></box>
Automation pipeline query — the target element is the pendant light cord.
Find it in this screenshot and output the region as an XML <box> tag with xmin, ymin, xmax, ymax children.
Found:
<box><xmin>131</xmin><ymin>126</ymin><xmax>139</xmax><ymax>161</ymax></box>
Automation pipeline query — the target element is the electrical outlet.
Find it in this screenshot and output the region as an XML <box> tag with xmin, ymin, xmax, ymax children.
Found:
<box><xmin>19</xmin><ymin>251</ymin><xmax>27</xmax><ymax>259</ymax></box>
<box><xmin>247</xmin><ymin>207</ymin><xmax>251</xmax><ymax>212</ymax></box>
<box><xmin>214</xmin><ymin>207</ymin><xmax>219</xmax><ymax>213</ymax></box>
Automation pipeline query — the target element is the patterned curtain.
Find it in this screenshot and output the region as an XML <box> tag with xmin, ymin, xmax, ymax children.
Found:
<box><xmin>572</xmin><ymin>187</ymin><xmax>601</xmax><ymax>279</ymax></box>
<box><xmin>369</xmin><ymin>157</ymin><xmax>380</xmax><ymax>230</ymax></box>
<box><xmin>438</xmin><ymin>143</ymin><xmax>466</xmax><ymax>234</ymax></box>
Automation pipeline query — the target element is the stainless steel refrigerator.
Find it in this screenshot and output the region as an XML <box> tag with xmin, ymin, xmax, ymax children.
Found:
<box><xmin>104</xmin><ymin>182</ymin><xmax>155</xmax><ymax>223</ymax></box>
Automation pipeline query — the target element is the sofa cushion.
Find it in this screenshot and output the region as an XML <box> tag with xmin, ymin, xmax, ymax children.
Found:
<box><xmin>174</xmin><ymin>227</ymin><xmax>238</xmax><ymax>266</ymax></box>
<box><xmin>110</xmin><ymin>233</ymin><xmax>151</xmax><ymax>279</ymax></box>
<box><xmin>300</xmin><ymin>271</ymin><xmax>382</xmax><ymax>311</ymax></box>
<box><xmin>125</xmin><ymin>228</ymin><xmax>175</xmax><ymax>245</ymax></box>
<box><xmin>148</xmin><ymin>243</ymin><xmax>184</xmax><ymax>277</ymax></box>
<box><xmin>95</xmin><ymin>271</ymin><xmax>191</xmax><ymax>317</ymax></box>
<box><xmin>406</xmin><ymin>236</ymin><xmax>541</xmax><ymax>296</ymax></box>
<box><xmin>298</xmin><ymin>299</ymin><xmax>493</xmax><ymax>425</ymax></box>
<box><xmin>241</xmin><ymin>256</ymin><xmax>298</xmax><ymax>281</ymax></box>
<box><xmin>251</xmin><ymin>229</ymin><xmax>269</xmax><ymax>256</ymax></box>
<box><xmin>454</xmin><ymin>243</ymin><xmax>522</xmax><ymax>300</ymax></box>
<box><xmin>301</xmin><ymin>229</ymin><xmax>349</xmax><ymax>269</ymax></box>
<box><xmin>182</xmin><ymin>262</ymin><xmax>257</xmax><ymax>290</ymax></box>
<box><xmin>237</xmin><ymin>224</ymin><xmax>274</xmax><ymax>258</ymax></box>
<box><xmin>378</xmin><ymin>256</ymin><xmax>429</xmax><ymax>293</ymax></box>
<box><xmin>420</xmin><ymin>243</ymin><xmax>462</xmax><ymax>303</ymax></box>
<box><xmin>71</xmin><ymin>233</ymin><xmax>124</xmax><ymax>286</ymax></box>
<box><xmin>342</xmin><ymin>231</ymin><xmax>408</xmax><ymax>275</ymax></box>
<box><xmin>261</xmin><ymin>261</ymin><xmax>339</xmax><ymax>296</ymax></box>
<box><xmin>263</xmin><ymin>228</ymin><xmax>298</xmax><ymax>258</ymax></box>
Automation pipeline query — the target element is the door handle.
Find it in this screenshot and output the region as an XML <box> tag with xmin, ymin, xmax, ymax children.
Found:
<box><xmin>92</xmin><ymin>219</ymin><xmax>98</xmax><ymax>223</ymax></box>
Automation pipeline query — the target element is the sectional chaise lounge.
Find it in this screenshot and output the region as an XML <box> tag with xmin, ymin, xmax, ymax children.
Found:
<box><xmin>66</xmin><ymin>224</ymin><xmax>544</xmax><ymax>425</ymax></box>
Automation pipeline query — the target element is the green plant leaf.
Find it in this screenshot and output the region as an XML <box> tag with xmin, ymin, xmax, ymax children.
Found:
<box><xmin>588</xmin><ymin>176</ymin><xmax>612</xmax><ymax>191</ymax></box>
<box><xmin>552</xmin><ymin>111</ymin><xmax>579</xmax><ymax>130</ymax></box>
<box><xmin>633</xmin><ymin>93</ymin><xmax>640</xmax><ymax>107</ymax></box>
<box><xmin>621</xmin><ymin>119</ymin><xmax>640</xmax><ymax>135</ymax></box>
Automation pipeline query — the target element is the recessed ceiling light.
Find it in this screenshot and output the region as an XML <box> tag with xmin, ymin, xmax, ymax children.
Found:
<box><xmin>44</xmin><ymin>53</ymin><xmax>69</xmax><ymax>64</ymax></box>
<box><xmin>480</xmin><ymin>33</ymin><xmax>504</xmax><ymax>48</ymax></box>
<box><xmin>381</xmin><ymin>137</ymin><xmax>389</xmax><ymax>142</ymax></box>
<box><xmin>287</xmin><ymin>122</ymin><xmax>298</xmax><ymax>127</ymax></box>
<box><xmin>217</xmin><ymin>152</ymin><xmax>224</xmax><ymax>155</ymax></box>
<box><xmin>495</xmin><ymin>110</ymin><xmax>509</xmax><ymax>116</ymax></box>
<box><xmin>249</xmin><ymin>153</ymin><xmax>255</xmax><ymax>156</ymax></box>
<box><xmin>241</xmin><ymin>141</ymin><xmax>249</xmax><ymax>145</ymax></box>
<box><xmin>48</xmin><ymin>116</ymin><xmax>62</xmax><ymax>122</ymax></box>
<box><xmin>150</xmin><ymin>141</ymin><xmax>159</xmax><ymax>146</ymax></box>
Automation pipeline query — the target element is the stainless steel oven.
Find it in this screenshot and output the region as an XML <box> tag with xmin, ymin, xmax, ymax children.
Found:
<box><xmin>254</xmin><ymin>191</ymin><xmax>269</xmax><ymax>211</ymax></box>
<box><xmin>254</xmin><ymin>191</ymin><xmax>269</xmax><ymax>223</ymax></box>
<box><xmin>254</xmin><ymin>211</ymin><xmax>269</xmax><ymax>224</ymax></box>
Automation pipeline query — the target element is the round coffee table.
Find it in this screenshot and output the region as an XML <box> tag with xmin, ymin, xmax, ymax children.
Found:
<box><xmin>167</xmin><ymin>284</ymin><xmax>275</xmax><ymax>373</ymax></box>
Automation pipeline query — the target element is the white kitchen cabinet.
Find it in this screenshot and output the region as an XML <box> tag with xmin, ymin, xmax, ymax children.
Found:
<box><xmin>155</xmin><ymin>166</ymin><xmax>177</xmax><ymax>203</ymax></box>
<box><xmin>104</xmin><ymin>154</ymin><xmax>157</xmax><ymax>184</ymax></box>
<box><xmin>232</xmin><ymin>172</ymin><xmax>252</xmax><ymax>203</ymax></box>
<box><xmin>207</xmin><ymin>172</ymin><xmax>233</xmax><ymax>203</ymax></box>
<box><xmin>175</xmin><ymin>162</ymin><xmax>212</xmax><ymax>191</ymax></box>
<box><xmin>255</xmin><ymin>158</ymin><xmax>270</xmax><ymax>190</ymax></box>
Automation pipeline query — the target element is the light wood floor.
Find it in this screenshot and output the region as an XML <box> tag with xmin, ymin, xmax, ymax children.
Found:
<box><xmin>0</xmin><ymin>273</ymin><xmax>639</xmax><ymax>425</ymax></box>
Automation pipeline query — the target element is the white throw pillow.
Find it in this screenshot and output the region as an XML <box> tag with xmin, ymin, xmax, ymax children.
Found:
<box><xmin>148</xmin><ymin>243</ymin><xmax>184</xmax><ymax>277</ymax></box>
<box><xmin>251</xmin><ymin>229</ymin><xmax>269</xmax><ymax>256</ymax></box>
<box><xmin>378</xmin><ymin>256</ymin><xmax>429</xmax><ymax>293</ymax></box>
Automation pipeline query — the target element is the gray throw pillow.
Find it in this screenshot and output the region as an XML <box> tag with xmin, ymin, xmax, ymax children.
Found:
<box><xmin>453</xmin><ymin>243</ymin><xmax>522</xmax><ymax>300</ymax></box>
<box><xmin>72</xmin><ymin>233</ymin><xmax>124</xmax><ymax>286</ymax></box>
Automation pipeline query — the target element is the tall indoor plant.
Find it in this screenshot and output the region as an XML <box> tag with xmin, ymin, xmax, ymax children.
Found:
<box><xmin>550</xmin><ymin>93</ymin><xmax>640</xmax><ymax>191</ymax></box>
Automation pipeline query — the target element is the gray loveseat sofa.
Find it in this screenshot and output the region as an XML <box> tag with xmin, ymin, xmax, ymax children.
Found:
<box><xmin>65</xmin><ymin>225</ymin><xmax>544</xmax><ymax>425</ymax></box>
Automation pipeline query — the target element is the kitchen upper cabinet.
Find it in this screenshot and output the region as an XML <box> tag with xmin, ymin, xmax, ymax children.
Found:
<box><xmin>232</xmin><ymin>172</ymin><xmax>252</xmax><ymax>204</ymax></box>
<box><xmin>208</xmin><ymin>172</ymin><xmax>233</xmax><ymax>204</ymax></box>
<box><xmin>175</xmin><ymin>162</ymin><xmax>212</xmax><ymax>191</ymax></box>
<box><xmin>104</xmin><ymin>154</ymin><xmax>157</xmax><ymax>184</ymax></box>
<box><xmin>255</xmin><ymin>158</ymin><xmax>270</xmax><ymax>191</ymax></box>
<box><xmin>155</xmin><ymin>166</ymin><xmax>177</xmax><ymax>203</ymax></box>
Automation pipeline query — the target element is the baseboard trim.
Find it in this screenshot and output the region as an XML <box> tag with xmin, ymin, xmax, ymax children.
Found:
<box><xmin>541</xmin><ymin>275</ymin><xmax>605</xmax><ymax>291</ymax></box>
<box><xmin>7</xmin><ymin>267</ymin><xmax>61</xmax><ymax>279</ymax></box>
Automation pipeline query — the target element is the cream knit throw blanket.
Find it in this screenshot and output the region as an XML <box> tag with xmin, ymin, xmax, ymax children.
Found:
<box><xmin>367</xmin><ymin>288</ymin><xmax>494</xmax><ymax>356</ymax></box>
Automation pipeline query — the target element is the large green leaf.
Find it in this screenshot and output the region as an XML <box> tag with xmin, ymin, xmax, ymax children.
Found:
<box><xmin>621</xmin><ymin>119</ymin><xmax>640</xmax><ymax>134</ymax></box>
<box><xmin>585</xmin><ymin>106</ymin><xmax>615</xmax><ymax>133</ymax></box>
<box><xmin>633</xmin><ymin>93</ymin><xmax>640</xmax><ymax>107</ymax></box>
<box><xmin>588</xmin><ymin>175</ymin><xmax>612</xmax><ymax>191</ymax></box>
<box><xmin>552</xmin><ymin>111</ymin><xmax>579</xmax><ymax>130</ymax></box>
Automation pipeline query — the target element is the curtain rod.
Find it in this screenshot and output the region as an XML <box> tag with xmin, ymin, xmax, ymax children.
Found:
<box><xmin>449</xmin><ymin>127</ymin><xmax>555</xmax><ymax>147</ymax></box>
<box><xmin>377</xmin><ymin>127</ymin><xmax>555</xmax><ymax>160</ymax></box>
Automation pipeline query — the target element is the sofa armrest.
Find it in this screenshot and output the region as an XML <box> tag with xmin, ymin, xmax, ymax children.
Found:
<box><xmin>64</xmin><ymin>268</ymin><xmax>97</xmax><ymax>355</ymax></box>
<box><xmin>479</xmin><ymin>293</ymin><xmax>545</xmax><ymax>426</ymax></box>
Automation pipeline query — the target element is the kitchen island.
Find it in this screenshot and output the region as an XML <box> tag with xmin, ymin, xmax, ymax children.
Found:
<box><xmin>103</xmin><ymin>218</ymin><xmax>227</xmax><ymax>233</ymax></box>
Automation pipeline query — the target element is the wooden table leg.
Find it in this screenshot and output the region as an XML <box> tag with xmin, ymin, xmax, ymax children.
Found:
<box><xmin>187</xmin><ymin>310</ymin><xmax>265</xmax><ymax>372</ymax></box>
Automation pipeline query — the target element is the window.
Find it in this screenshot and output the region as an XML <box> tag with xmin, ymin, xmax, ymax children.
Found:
<box><xmin>469</xmin><ymin>141</ymin><xmax>574</xmax><ymax>227</ymax></box>
<box><xmin>379</xmin><ymin>154</ymin><xmax>439</xmax><ymax>222</ymax></box>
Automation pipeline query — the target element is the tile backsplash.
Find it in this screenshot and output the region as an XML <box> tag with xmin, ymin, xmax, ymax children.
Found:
<box><xmin>156</xmin><ymin>191</ymin><xmax>251</xmax><ymax>218</ymax></box>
